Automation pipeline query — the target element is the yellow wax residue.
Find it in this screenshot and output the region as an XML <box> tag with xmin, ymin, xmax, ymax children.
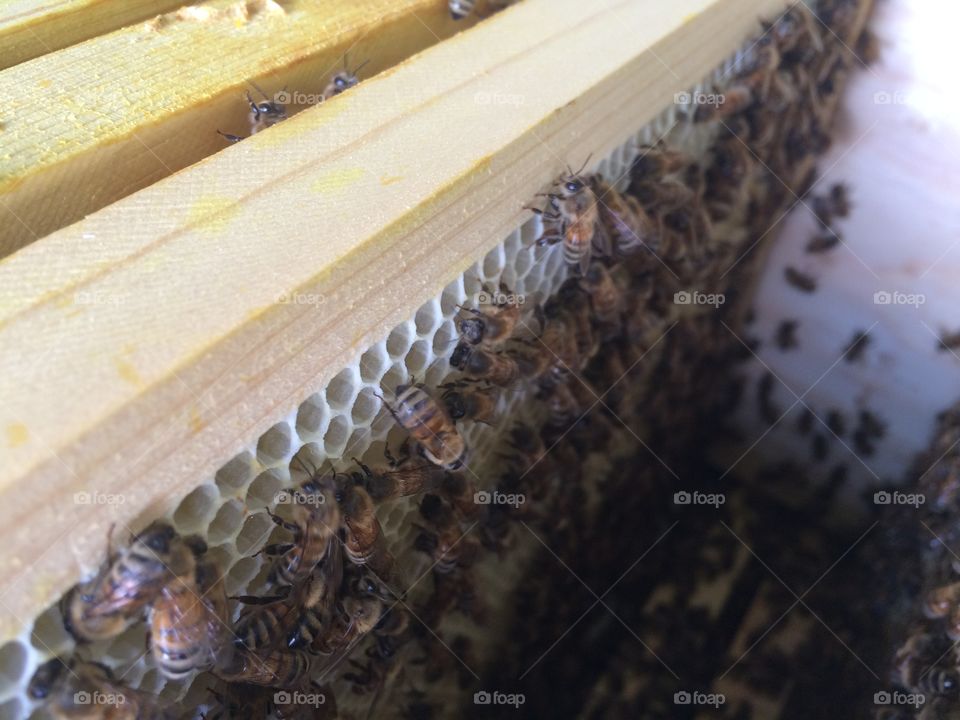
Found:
<box><xmin>114</xmin><ymin>355</ymin><xmax>143</xmax><ymax>386</ymax></box>
<box><xmin>312</xmin><ymin>167</ymin><xmax>365</xmax><ymax>194</ymax></box>
<box><xmin>189</xmin><ymin>406</ymin><xmax>205</xmax><ymax>434</ymax></box>
<box><xmin>380</xmin><ymin>175</ymin><xmax>403</xmax><ymax>186</ymax></box>
<box><xmin>6</xmin><ymin>423</ymin><xmax>28</xmax><ymax>448</ymax></box>
<box><xmin>37</xmin><ymin>79</ymin><xmax>52</xmax><ymax>89</ymax></box>
<box><xmin>187</xmin><ymin>195</ymin><xmax>238</xmax><ymax>235</ymax></box>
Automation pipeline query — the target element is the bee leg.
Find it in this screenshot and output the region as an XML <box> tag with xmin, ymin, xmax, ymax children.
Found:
<box><xmin>383</xmin><ymin>444</ymin><xmax>403</xmax><ymax>469</ymax></box>
<box><xmin>396</xmin><ymin>437</ymin><xmax>413</xmax><ymax>465</ymax></box>
<box><xmin>352</xmin><ymin>457</ymin><xmax>374</xmax><ymax>477</ymax></box>
<box><xmin>260</xmin><ymin>542</ymin><xmax>296</xmax><ymax>557</ymax></box>
<box><xmin>265</xmin><ymin>509</ymin><xmax>301</xmax><ymax>535</ymax></box>
<box><xmin>217</xmin><ymin>130</ymin><xmax>245</xmax><ymax>144</ymax></box>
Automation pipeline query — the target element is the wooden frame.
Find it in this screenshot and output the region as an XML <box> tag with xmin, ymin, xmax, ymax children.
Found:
<box><xmin>0</xmin><ymin>0</ymin><xmax>790</xmax><ymax>644</ymax></box>
<box><xmin>0</xmin><ymin>0</ymin><xmax>478</xmax><ymax>257</ymax></box>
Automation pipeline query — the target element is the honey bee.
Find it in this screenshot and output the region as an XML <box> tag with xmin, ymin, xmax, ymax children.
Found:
<box><xmin>811</xmin><ymin>432</ymin><xmax>828</xmax><ymax>461</ymax></box>
<box><xmin>448</xmin><ymin>0</ymin><xmax>476</xmax><ymax>19</ymax></box>
<box><xmin>543</xmin><ymin>381</ymin><xmax>581</xmax><ymax>432</ymax></box>
<box><xmin>28</xmin><ymin>658</ymin><xmax>175</xmax><ymax>720</ymax></box>
<box><xmin>414</xmin><ymin>494</ymin><xmax>479</xmax><ymax>573</ymax></box>
<box><xmin>218</xmin><ymin>84</ymin><xmax>287</xmax><ymax>143</ymax></box>
<box><xmin>233</xmin><ymin>585</ymin><xmax>302</xmax><ymax>651</ymax></box>
<box><xmin>924</xmin><ymin>582</ymin><xmax>960</xmax><ymax>618</ymax></box>
<box><xmin>825</xmin><ymin>410</ymin><xmax>845</xmax><ymax>436</ymax></box>
<box><xmin>218</xmin><ymin>647</ymin><xmax>313</xmax><ymax>689</ymax></box>
<box><xmin>857</xmin><ymin>28</ymin><xmax>880</xmax><ymax>65</ymax></box>
<box><xmin>440</xmin><ymin>471</ymin><xmax>481</xmax><ymax>521</ymax></box>
<box><xmin>693</xmin><ymin>85</ymin><xmax>754</xmax><ymax>123</ymax></box>
<box><xmin>589</xmin><ymin>177</ymin><xmax>659</xmax><ymax>258</ymax></box>
<box><xmin>631</xmin><ymin>178</ymin><xmax>696</xmax><ymax>214</ymax></box>
<box><xmin>310</xmin><ymin>574</ymin><xmax>385</xmax><ymax>663</ymax></box>
<box><xmin>450</xmin><ymin>343</ymin><xmax>521</xmax><ymax>387</ymax></box>
<box><xmin>630</xmin><ymin>143</ymin><xmax>691</xmax><ymax>182</ymax></box>
<box><xmin>775</xmin><ymin>319</ymin><xmax>798</xmax><ymax>350</ymax></box>
<box><xmin>533</xmin><ymin>315</ymin><xmax>583</xmax><ymax>380</ymax></box>
<box><xmin>439</xmin><ymin>381</ymin><xmax>499</xmax><ymax>425</ymax></box>
<box><xmin>264</xmin><ymin>468</ymin><xmax>340</xmax><ymax>586</ymax></box>
<box><xmin>64</xmin><ymin>522</ymin><xmax>192</xmax><ymax>642</ymax></box>
<box><xmin>150</xmin><ymin>551</ymin><xmax>230</xmax><ymax>680</ymax></box>
<box><xmin>896</xmin><ymin>633</ymin><xmax>960</xmax><ymax>700</ymax></box>
<box><xmin>456</xmin><ymin>294</ymin><xmax>522</xmax><ymax>349</ymax></box>
<box><xmin>336</xmin><ymin>478</ymin><xmax>394</xmax><ymax>577</ymax></box>
<box><xmin>842</xmin><ymin>329</ymin><xmax>870</xmax><ymax>363</ymax></box>
<box><xmin>579</xmin><ymin>263</ymin><xmax>624</xmax><ymax>327</ymax></box>
<box><xmin>531</xmin><ymin>165</ymin><xmax>604</xmax><ymax>273</ymax></box>
<box><xmin>322</xmin><ymin>56</ymin><xmax>369</xmax><ymax>100</ymax></box>
<box><xmin>938</xmin><ymin>331</ymin><xmax>960</xmax><ymax>352</ymax></box>
<box><xmin>382</xmin><ymin>382</ymin><xmax>467</xmax><ymax>470</ymax></box>
<box><xmin>806</xmin><ymin>230</ymin><xmax>840</xmax><ymax>253</ymax></box>
<box><xmin>351</xmin><ymin>454</ymin><xmax>446</xmax><ymax>503</ymax></box>
<box><xmin>288</xmin><ymin>540</ymin><xmax>344</xmax><ymax>650</ymax></box>
<box><xmin>783</xmin><ymin>266</ymin><xmax>817</xmax><ymax>293</ymax></box>
<box><xmin>813</xmin><ymin>182</ymin><xmax>851</xmax><ymax>223</ymax></box>
<box><xmin>757</xmin><ymin>372</ymin><xmax>779</xmax><ymax>426</ymax></box>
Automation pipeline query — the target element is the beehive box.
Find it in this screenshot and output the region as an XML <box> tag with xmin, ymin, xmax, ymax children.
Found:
<box><xmin>2</xmin><ymin>0</ymin><xmax>954</xmax><ymax>718</ymax></box>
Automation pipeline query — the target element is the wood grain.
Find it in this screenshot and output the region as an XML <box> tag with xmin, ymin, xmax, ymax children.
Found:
<box><xmin>0</xmin><ymin>0</ymin><xmax>478</xmax><ymax>257</ymax></box>
<box><xmin>0</xmin><ymin>0</ymin><xmax>187</xmax><ymax>70</ymax></box>
<box><xmin>0</xmin><ymin>0</ymin><xmax>788</xmax><ymax>644</ymax></box>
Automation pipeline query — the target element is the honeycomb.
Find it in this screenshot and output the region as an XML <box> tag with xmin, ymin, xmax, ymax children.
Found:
<box><xmin>4</xmin><ymin>4</ymin><xmax>845</xmax><ymax>712</ymax></box>
<box><xmin>2</xmin><ymin>80</ymin><xmax>739</xmax><ymax>717</ymax></box>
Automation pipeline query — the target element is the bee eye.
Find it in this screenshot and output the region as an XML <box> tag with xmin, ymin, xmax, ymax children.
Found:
<box><xmin>566</xmin><ymin>181</ymin><xmax>581</xmax><ymax>192</ymax></box>
<box><xmin>336</xmin><ymin>77</ymin><xmax>347</xmax><ymax>88</ymax></box>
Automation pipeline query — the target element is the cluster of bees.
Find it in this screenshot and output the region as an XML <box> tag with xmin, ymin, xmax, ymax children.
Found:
<box><xmin>876</xmin><ymin>405</ymin><xmax>960</xmax><ymax>720</ymax></box>
<box><xmin>218</xmin><ymin>58</ymin><xmax>366</xmax><ymax>143</ymax></box>
<box><xmin>25</xmin><ymin>0</ymin><xmax>885</xmax><ymax>718</ymax></box>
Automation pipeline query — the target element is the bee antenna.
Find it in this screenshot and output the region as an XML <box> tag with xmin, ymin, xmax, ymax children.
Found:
<box><xmin>353</xmin><ymin>59</ymin><xmax>371</xmax><ymax>75</ymax></box>
<box><xmin>248</xmin><ymin>80</ymin><xmax>270</xmax><ymax>101</ymax></box>
<box><xmin>574</xmin><ymin>154</ymin><xmax>593</xmax><ymax>176</ymax></box>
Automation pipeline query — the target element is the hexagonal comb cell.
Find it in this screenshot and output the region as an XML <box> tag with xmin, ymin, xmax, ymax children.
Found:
<box><xmin>235</xmin><ymin>512</ymin><xmax>274</xmax><ymax>557</ymax></box>
<box><xmin>295</xmin><ymin>392</ymin><xmax>329</xmax><ymax>441</ymax></box>
<box><xmin>207</xmin><ymin>499</ymin><xmax>246</xmax><ymax>545</ymax></box>
<box><xmin>256</xmin><ymin>422</ymin><xmax>293</xmax><ymax>467</ymax></box>
<box><xmin>325</xmin><ymin>367</ymin><xmax>359</xmax><ymax>412</ymax></box>
<box><xmin>173</xmin><ymin>484</ymin><xmax>219</xmax><ymax>533</ymax></box>
<box><xmin>246</xmin><ymin>469</ymin><xmax>284</xmax><ymax>511</ymax></box>
<box><xmin>0</xmin><ymin>642</ymin><xmax>26</xmax><ymax>695</ymax></box>
<box><xmin>215</xmin><ymin>451</ymin><xmax>256</xmax><ymax>496</ymax></box>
